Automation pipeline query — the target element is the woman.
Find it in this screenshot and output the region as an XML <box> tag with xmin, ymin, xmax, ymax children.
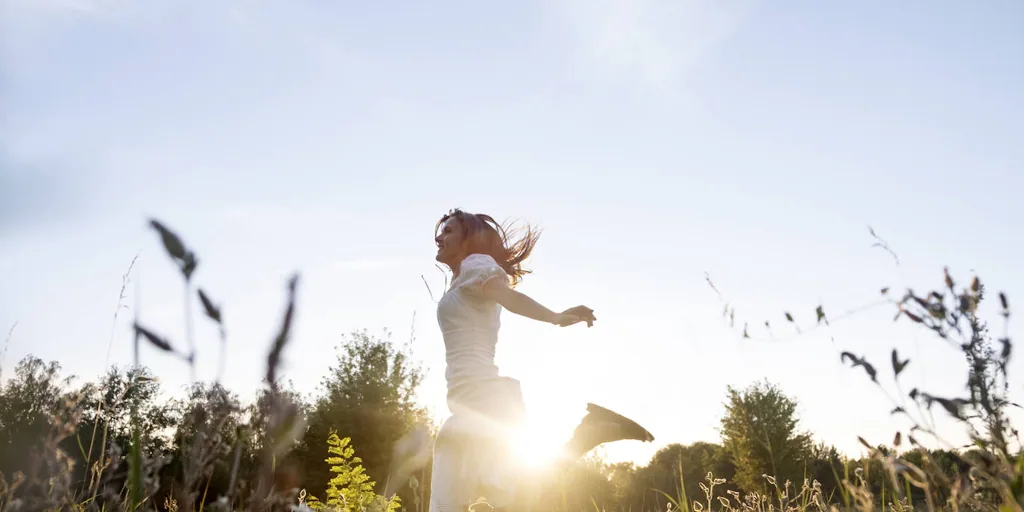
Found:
<box><xmin>430</xmin><ymin>208</ymin><xmax>653</xmax><ymax>512</ymax></box>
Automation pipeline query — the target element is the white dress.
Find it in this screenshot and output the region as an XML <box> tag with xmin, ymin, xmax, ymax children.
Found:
<box><xmin>430</xmin><ymin>253</ymin><xmax>526</xmax><ymax>512</ymax></box>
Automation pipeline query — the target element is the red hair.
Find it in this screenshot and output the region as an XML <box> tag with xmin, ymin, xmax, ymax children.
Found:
<box><xmin>435</xmin><ymin>208</ymin><xmax>541</xmax><ymax>286</ymax></box>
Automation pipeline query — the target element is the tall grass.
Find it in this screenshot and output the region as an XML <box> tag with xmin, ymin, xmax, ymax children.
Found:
<box><xmin>0</xmin><ymin>220</ymin><xmax>1018</xmax><ymax>511</ymax></box>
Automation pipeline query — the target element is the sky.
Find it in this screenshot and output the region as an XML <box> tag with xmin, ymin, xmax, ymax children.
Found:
<box><xmin>1</xmin><ymin>0</ymin><xmax>1022</xmax><ymax>468</ymax></box>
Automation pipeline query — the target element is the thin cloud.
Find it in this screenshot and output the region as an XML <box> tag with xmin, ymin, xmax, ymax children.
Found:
<box><xmin>550</xmin><ymin>0</ymin><xmax>759</xmax><ymax>100</ymax></box>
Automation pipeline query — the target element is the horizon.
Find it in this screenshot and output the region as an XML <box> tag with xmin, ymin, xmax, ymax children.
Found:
<box><xmin>2</xmin><ymin>0</ymin><xmax>1022</xmax><ymax>470</ymax></box>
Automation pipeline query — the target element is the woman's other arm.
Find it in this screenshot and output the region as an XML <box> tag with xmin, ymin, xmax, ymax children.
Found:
<box><xmin>481</xmin><ymin>279</ymin><xmax>595</xmax><ymax>327</ymax></box>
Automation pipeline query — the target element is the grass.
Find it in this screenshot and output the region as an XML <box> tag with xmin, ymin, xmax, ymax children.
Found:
<box><xmin>0</xmin><ymin>219</ymin><xmax>1019</xmax><ymax>512</ymax></box>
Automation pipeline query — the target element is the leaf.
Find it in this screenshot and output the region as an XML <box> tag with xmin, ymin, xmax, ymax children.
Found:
<box><xmin>1000</xmin><ymin>338</ymin><xmax>1012</xmax><ymax>361</ymax></box>
<box><xmin>890</xmin><ymin>406</ymin><xmax>905</xmax><ymax>415</ymax></box>
<box><xmin>927</xmin><ymin>302</ymin><xmax>946</xmax><ymax>319</ymax></box>
<box><xmin>881</xmin><ymin>287</ymin><xmax>889</xmax><ymax>295</ymax></box>
<box><xmin>1000</xmin><ymin>292</ymin><xmax>1009</xmax><ymax>311</ymax></box>
<box><xmin>908</xmin><ymin>436</ymin><xmax>919</xmax><ymax>446</ymax></box>
<box><xmin>149</xmin><ymin>219</ymin><xmax>186</xmax><ymax>260</ymax></box>
<box><xmin>893</xmin><ymin>432</ymin><xmax>902</xmax><ymax>448</ymax></box>
<box><xmin>944</xmin><ymin>267</ymin><xmax>954</xmax><ymax>290</ymax></box>
<box><xmin>133</xmin><ymin>323</ymin><xmax>174</xmax><ymax>352</ymax></box>
<box><xmin>840</xmin><ymin>351</ymin><xmax>878</xmax><ymax>383</ymax></box>
<box><xmin>891</xmin><ymin>349</ymin><xmax>910</xmax><ymax>377</ymax></box>
<box><xmin>742</xmin><ymin>323</ymin><xmax>749</xmax><ymax>339</ymax></box>
<box><xmin>971</xmin><ymin>276</ymin><xmax>980</xmax><ymax>292</ymax></box>
<box><xmin>921</xmin><ymin>393</ymin><xmax>967</xmax><ymax>420</ymax></box>
<box><xmin>198</xmin><ymin>289</ymin><xmax>222</xmax><ymax>323</ymax></box>
<box><xmin>858</xmin><ymin>436</ymin><xmax>873</xmax><ymax>452</ymax></box>
<box><xmin>815</xmin><ymin>305</ymin><xmax>825</xmax><ymax>324</ymax></box>
<box><xmin>181</xmin><ymin>252</ymin><xmax>199</xmax><ymax>281</ymax></box>
<box><xmin>934</xmin><ymin>398</ymin><xmax>965</xmax><ymax>420</ymax></box>
<box><xmin>861</xmin><ymin>360</ymin><xmax>877</xmax><ymax>382</ymax></box>
<box><xmin>784</xmin><ymin>312</ymin><xmax>794</xmax><ymax>323</ymax></box>
<box><xmin>266</xmin><ymin>274</ymin><xmax>299</xmax><ymax>387</ymax></box>
<box><xmin>909</xmin><ymin>388</ymin><xmax>919</xmax><ymax>400</ymax></box>
<box><xmin>903</xmin><ymin>310</ymin><xmax>924</xmax><ymax>323</ymax></box>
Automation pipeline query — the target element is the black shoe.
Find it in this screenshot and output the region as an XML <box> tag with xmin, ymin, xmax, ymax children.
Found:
<box><xmin>567</xmin><ymin>403</ymin><xmax>654</xmax><ymax>457</ymax></box>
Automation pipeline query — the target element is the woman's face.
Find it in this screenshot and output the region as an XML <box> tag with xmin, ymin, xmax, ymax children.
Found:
<box><xmin>434</xmin><ymin>217</ymin><xmax>466</xmax><ymax>267</ymax></box>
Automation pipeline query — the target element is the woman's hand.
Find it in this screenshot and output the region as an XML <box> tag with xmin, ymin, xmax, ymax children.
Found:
<box><xmin>553</xmin><ymin>305</ymin><xmax>596</xmax><ymax>327</ymax></box>
<box><xmin>551</xmin><ymin>313</ymin><xmax>582</xmax><ymax>327</ymax></box>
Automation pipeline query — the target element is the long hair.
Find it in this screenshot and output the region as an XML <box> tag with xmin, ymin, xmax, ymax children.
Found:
<box><xmin>435</xmin><ymin>208</ymin><xmax>541</xmax><ymax>287</ymax></box>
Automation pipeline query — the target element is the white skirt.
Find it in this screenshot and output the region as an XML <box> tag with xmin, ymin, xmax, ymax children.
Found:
<box><xmin>429</xmin><ymin>376</ymin><xmax>527</xmax><ymax>512</ymax></box>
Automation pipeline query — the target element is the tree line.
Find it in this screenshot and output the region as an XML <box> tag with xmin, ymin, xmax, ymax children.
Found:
<box><xmin>1</xmin><ymin>220</ymin><xmax>1015</xmax><ymax>511</ymax></box>
<box><xmin>0</xmin><ymin>333</ymin><xmax>984</xmax><ymax>511</ymax></box>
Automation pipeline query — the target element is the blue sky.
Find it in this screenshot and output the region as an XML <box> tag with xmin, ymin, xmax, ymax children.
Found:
<box><xmin>2</xmin><ymin>0</ymin><xmax>1022</xmax><ymax>466</ymax></box>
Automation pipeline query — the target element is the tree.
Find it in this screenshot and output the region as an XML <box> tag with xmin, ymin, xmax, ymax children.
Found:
<box><xmin>805</xmin><ymin>442</ymin><xmax>844</xmax><ymax>501</ymax></box>
<box><xmin>162</xmin><ymin>382</ymin><xmax>245</xmax><ymax>508</ymax></box>
<box><xmin>300</xmin><ymin>329</ymin><xmax>429</xmax><ymax>500</ymax></box>
<box><xmin>627</xmin><ymin>442</ymin><xmax>737</xmax><ymax>511</ymax></box>
<box><xmin>67</xmin><ymin>365</ymin><xmax>176</xmax><ymax>505</ymax></box>
<box><xmin>238</xmin><ymin>380</ymin><xmax>311</xmax><ymax>507</ymax></box>
<box><xmin>0</xmin><ymin>356</ymin><xmax>74</xmax><ymax>495</ymax></box>
<box><xmin>720</xmin><ymin>380</ymin><xmax>812</xmax><ymax>492</ymax></box>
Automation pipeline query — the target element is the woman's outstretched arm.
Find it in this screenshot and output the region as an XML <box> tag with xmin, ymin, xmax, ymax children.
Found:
<box><xmin>481</xmin><ymin>278</ymin><xmax>595</xmax><ymax>327</ymax></box>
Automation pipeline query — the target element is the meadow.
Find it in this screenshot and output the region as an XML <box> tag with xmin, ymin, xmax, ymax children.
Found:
<box><xmin>0</xmin><ymin>219</ymin><xmax>1017</xmax><ymax>512</ymax></box>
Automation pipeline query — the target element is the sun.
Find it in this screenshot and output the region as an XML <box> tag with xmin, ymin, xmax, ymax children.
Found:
<box><xmin>510</xmin><ymin>419</ymin><xmax>564</xmax><ymax>470</ymax></box>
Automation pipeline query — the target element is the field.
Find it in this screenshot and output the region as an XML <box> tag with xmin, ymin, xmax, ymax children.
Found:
<box><xmin>0</xmin><ymin>220</ymin><xmax>1018</xmax><ymax>512</ymax></box>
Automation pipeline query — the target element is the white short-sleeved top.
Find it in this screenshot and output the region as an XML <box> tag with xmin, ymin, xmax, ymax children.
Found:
<box><xmin>436</xmin><ymin>253</ymin><xmax>510</xmax><ymax>394</ymax></box>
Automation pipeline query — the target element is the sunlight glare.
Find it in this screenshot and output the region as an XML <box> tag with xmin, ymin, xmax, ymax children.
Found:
<box><xmin>512</xmin><ymin>420</ymin><xmax>564</xmax><ymax>470</ymax></box>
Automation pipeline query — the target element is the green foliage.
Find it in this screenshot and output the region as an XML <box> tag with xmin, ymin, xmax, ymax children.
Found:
<box><xmin>3</xmin><ymin>219</ymin><xmax>1021</xmax><ymax>511</ymax></box>
<box><xmin>720</xmin><ymin>380</ymin><xmax>812</xmax><ymax>492</ymax></box>
<box><xmin>0</xmin><ymin>356</ymin><xmax>70</xmax><ymax>478</ymax></box>
<box><xmin>624</xmin><ymin>442</ymin><xmax>738</xmax><ymax>510</ymax></box>
<box><xmin>304</xmin><ymin>432</ymin><xmax>400</xmax><ymax>512</ymax></box>
<box><xmin>129</xmin><ymin>409</ymin><xmax>142</xmax><ymax>510</ymax></box>
<box><xmin>833</xmin><ymin>269</ymin><xmax>1021</xmax><ymax>510</ymax></box>
<box><xmin>301</xmin><ymin>329</ymin><xmax>429</xmax><ymax>499</ymax></box>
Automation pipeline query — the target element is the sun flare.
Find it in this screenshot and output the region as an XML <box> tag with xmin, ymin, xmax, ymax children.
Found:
<box><xmin>511</xmin><ymin>420</ymin><xmax>564</xmax><ymax>470</ymax></box>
